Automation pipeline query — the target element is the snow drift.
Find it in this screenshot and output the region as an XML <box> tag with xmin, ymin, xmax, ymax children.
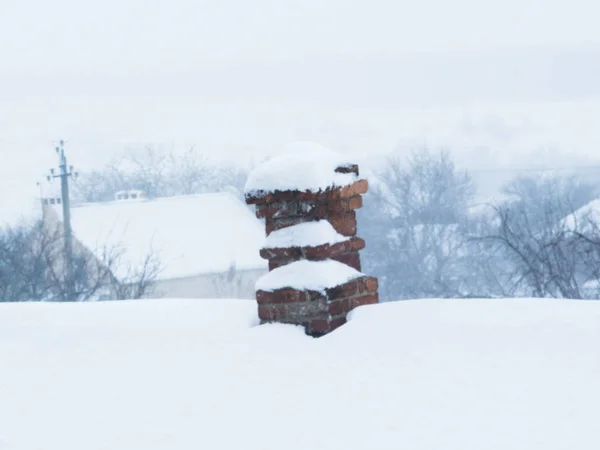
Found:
<box><xmin>1</xmin><ymin>297</ymin><xmax>600</xmax><ymax>450</ymax></box>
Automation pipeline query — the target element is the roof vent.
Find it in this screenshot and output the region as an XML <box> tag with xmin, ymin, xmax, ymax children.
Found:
<box><xmin>115</xmin><ymin>190</ymin><xmax>148</xmax><ymax>201</ymax></box>
<box><xmin>42</xmin><ymin>196</ymin><xmax>62</xmax><ymax>206</ymax></box>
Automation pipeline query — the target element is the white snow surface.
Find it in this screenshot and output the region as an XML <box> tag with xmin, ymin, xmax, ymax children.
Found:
<box><xmin>263</xmin><ymin>220</ymin><xmax>348</xmax><ymax>249</ymax></box>
<box><xmin>51</xmin><ymin>192</ymin><xmax>267</xmax><ymax>280</ymax></box>
<box><xmin>256</xmin><ymin>259</ymin><xmax>363</xmax><ymax>293</ymax></box>
<box><xmin>2</xmin><ymin>297</ymin><xmax>600</xmax><ymax>450</ymax></box>
<box><xmin>244</xmin><ymin>142</ymin><xmax>359</xmax><ymax>196</ymax></box>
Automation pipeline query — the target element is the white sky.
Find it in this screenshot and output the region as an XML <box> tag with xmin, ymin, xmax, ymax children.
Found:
<box><xmin>1</xmin><ymin>0</ymin><xmax>600</xmax><ymax>216</ymax></box>
<box><xmin>1</xmin><ymin>0</ymin><xmax>599</xmax><ymax>73</ymax></box>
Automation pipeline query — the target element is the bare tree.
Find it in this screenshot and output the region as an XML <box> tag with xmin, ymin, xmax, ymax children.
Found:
<box><xmin>0</xmin><ymin>221</ymin><xmax>52</xmax><ymax>301</ymax></box>
<box><xmin>167</xmin><ymin>147</ymin><xmax>220</xmax><ymax>195</ymax></box>
<box><xmin>0</xmin><ymin>220</ymin><xmax>163</xmax><ymax>302</ymax></box>
<box><xmin>460</xmin><ymin>212</ymin><xmax>515</xmax><ymax>298</ymax></box>
<box><xmin>108</xmin><ymin>250</ymin><xmax>163</xmax><ymax>300</ymax></box>
<box><xmin>71</xmin><ymin>165</ymin><xmax>130</xmax><ymax>204</ymax></box>
<box><xmin>361</xmin><ymin>149</ymin><xmax>476</xmax><ymax>300</ymax></box>
<box><xmin>72</xmin><ymin>146</ymin><xmax>249</xmax><ymax>204</ymax></box>
<box><xmin>476</xmin><ymin>175</ymin><xmax>599</xmax><ymax>299</ymax></box>
<box><xmin>123</xmin><ymin>146</ymin><xmax>172</xmax><ymax>197</ymax></box>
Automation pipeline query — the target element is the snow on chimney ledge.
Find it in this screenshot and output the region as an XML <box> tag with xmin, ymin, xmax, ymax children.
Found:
<box><xmin>245</xmin><ymin>142</ymin><xmax>379</xmax><ymax>337</ymax></box>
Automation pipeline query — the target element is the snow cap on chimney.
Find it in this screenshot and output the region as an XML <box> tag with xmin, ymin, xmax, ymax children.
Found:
<box><xmin>244</xmin><ymin>141</ymin><xmax>361</xmax><ymax>201</ymax></box>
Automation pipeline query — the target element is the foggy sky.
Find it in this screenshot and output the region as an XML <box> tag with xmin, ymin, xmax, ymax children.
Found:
<box><xmin>1</xmin><ymin>0</ymin><xmax>600</xmax><ymax>216</ymax></box>
<box><xmin>1</xmin><ymin>0</ymin><xmax>599</xmax><ymax>73</ymax></box>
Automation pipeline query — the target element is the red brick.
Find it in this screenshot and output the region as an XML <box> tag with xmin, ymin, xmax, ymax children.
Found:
<box><xmin>297</xmin><ymin>201</ymin><xmax>317</xmax><ymax>215</ymax></box>
<box><xmin>257</xmin><ymin>201</ymin><xmax>320</xmax><ymax>219</ymax></box>
<box><xmin>277</xmin><ymin>289</ymin><xmax>306</xmax><ymax>303</ymax></box>
<box><xmin>329</xmin><ymin>198</ymin><xmax>349</xmax><ymax>213</ymax></box>
<box><xmin>254</xmin><ymin>204</ymin><xmax>268</xmax><ymax>218</ymax></box>
<box><xmin>246</xmin><ymin>191</ymin><xmax>283</xmax><ymax>204</ymax></box>
<box><xmin>276</xmin><ymin>189</ymin><xmax>340</xmax><ymax>203</ymax></box>
<box><xmin>327</xmin><ymin>300</ymin><xmax>350</xmax><ymax>315</ymax></box>
<box><xmin>249</xmin><ymin>190</ymin><xmax>321</xmax><ymax>205</ymax></box>
<box><xmin>326</xmin><ymin>187</ymin><xmax>343</xmax><ymax>199</ymax></box>
<box><xmin>256</xmin><ymin>290</ymin><xmax>276</xmax><ymax>304</ymax></box>
<box><xmin>339</xmin><ymin>179</ymin><xmax>369</xmax><ymax>198</ymax></box>
<box><xmin>303</xmin><ymin>240</ymin><xmax>351</xmax><ymax>260</ymax></box>
<box><xmin>326</xmin><ymin>280</ymin><xmax>359</xmax><ymax>298</ymax></box>
<box><xmin>257</xmin><ymin>289</ymin><xmax>305</xmax><ymax>304</ymax></box>
<box><xmin>309</xmin><ymin>203</ymin><xmax>329</xmax><ymax>218</ymax></box>
<box><xmin>308</xmin><ymin>317</ymin><xmax>347</xmax><ymax>335</ymax></box>
<box><xmin>269</xmin><ymin>260</ymin><xmax>286</xmax><ymax>271</ymax></box>
<box><xmin>302</xmin><ymin>244</ymin><xmax>328</xmax><ymax>259</ymax></box>
<box><xmin>245</xmin><ymin>193</ymin><xmax>268</xmax><ymax>205</ymax></box>
<box><xmin>330</xmin><ymin>317</ymin><xmax>347</xmax><ymax>329</ymax></box>
<box><xmin>347</xmin><ymin>195</ymin><xmax>363</xmax><ymax>210</ymax></box>
<box><xmin>260</xmin><ymin>247</ymin><xmax>302</xmax><ymax>260</ymax></box>
<box><xmin>255</xmin><ymin>203</ymin><xmax>274</xmax><ymax>219</ymax></box>
<box><xmin>308</xmin><ymin>318</ymin><xmax>330</xmax><ymax>334</ymax></box>
<box><xmin>350</xmin><ymin>294</ymin><xmax>379</xmax><ymax>309</ymax></box>
<box><xmin>340</xmin><ymin>240</ymin><xmax>355</xmax><ymax>253</ymax></box>
<box><xmin>272</xmin><ymin>217</ymin><xmax>310</xmax><ymax>232</ymax></box>
<box><xmin>264</xmin><ymin>193</ymin><xmax>280</xmax><ymax>203</ymax></box>
<box><xmin>330</xmin><ymin>252</ymin><xmax>362</xmax><ymax>271</ymax></box>
<box><xmin>269</xmin><ymin>190</ymin><xmax>301</xmax><ymax>202</ymax></box>
<box><xmin>350</xmin><ymin>237</ymin><xmax>366</xmax><ymax>251</ymax></box>
<box><xmin>258</xmin><ymin>304</ymin><xmax>288</xmax><ymax>321</ymax></box>
<box><xmin>280</xmin><ymin>289</ymin><xmax>306</xmax><ymax>303</ymax></box>
<box><xmin>296</xmin><ymin>190</ymin><xmax>325</xmax><ymax>202</ymax></box>
<box><xmin>328</xmin><ymin>212</ymin><xmax>357</xmax><ymax>237</ymax></box>
<box><xmin>305</xmin><ymin>290</ymin><xmax>326</xmax><ymax>302</ymax></box>
<box><xmin>357</xmin><ymin>277</ymin><xmax>379</xmax><ymax>293</ymax></box>
<box><xmin>266</xmin><ymin>219</ymin><xmax>276</xmax><ymax>235</ymax></box>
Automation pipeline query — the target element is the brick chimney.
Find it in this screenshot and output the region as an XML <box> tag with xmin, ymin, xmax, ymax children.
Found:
<box><xmin>245</xmin><ymin>143</ymin><xmax>379</xmax><ymax>336</ymax></box>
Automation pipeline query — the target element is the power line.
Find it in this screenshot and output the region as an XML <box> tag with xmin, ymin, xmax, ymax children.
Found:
<box><xmin>46</xmin><ymin>141</ymin><xmax>79</xmax><ymax>301</ymax></box>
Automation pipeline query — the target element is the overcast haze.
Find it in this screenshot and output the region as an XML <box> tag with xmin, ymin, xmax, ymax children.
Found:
<box><xmin>2</xmin><ymin>0</ymin><xmax>600</xmax><ymax>213</ymax></box>
<box><xmin>2</xmin><ymin>0</ymin><xmax>600</xmax><ymax>71</ymax></box>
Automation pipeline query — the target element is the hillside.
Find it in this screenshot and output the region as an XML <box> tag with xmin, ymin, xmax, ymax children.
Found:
<box><xmin>1</xmin><ymin>298</ymin><xmax>599</xmax><ymax>449</ymax></box>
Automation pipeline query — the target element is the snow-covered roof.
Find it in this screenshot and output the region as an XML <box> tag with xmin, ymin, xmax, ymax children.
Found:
<box><xmin>263</xmin><ymin>220</ymin><xmax>348</xmax><ymax>249</ymax></box>
<box><xmin>244</xmin><ymin>142</ymin><xmax>360</xmax><ymax>196</ymax></box>
<box><xmin>256</xmin><ymin>259</ymin><xmax>363</xmax><ymax>293</ymax></box>
<box><xmin>52</xmin><ymin>192</ymin><xmax>267</xmax><ymax>280</ymax></box>
<box><xmin>564</xmin><ymin>198</ymin><xmax>600</xmax><ymax>231</ymax></box>
<box><xmin>1</xmin><ymin>297</ymin><xmax>600</xmax><ymax>450</ymax></box>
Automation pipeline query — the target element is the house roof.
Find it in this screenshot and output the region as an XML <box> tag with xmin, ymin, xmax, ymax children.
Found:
<box><xmin>52</xmin><ymin>192</ymin><xmax>267</xmax><ymax>280</ymax></box>
<box><xmin>564</xmin><ymin>198</ymin><xmax>600</xmax><ymax>231</ymax></box>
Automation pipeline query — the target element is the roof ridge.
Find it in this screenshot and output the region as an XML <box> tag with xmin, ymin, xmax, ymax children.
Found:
<box><xmin>72</xmin><ymin>191</ymin><xmax>239</xmax><ymax>209</ymax></box>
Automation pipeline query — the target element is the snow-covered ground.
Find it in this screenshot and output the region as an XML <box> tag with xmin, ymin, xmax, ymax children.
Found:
<box><xmin>2</xmin><ymin>297</ymin><xmax>600</xmax><ymax>450</ymax></box>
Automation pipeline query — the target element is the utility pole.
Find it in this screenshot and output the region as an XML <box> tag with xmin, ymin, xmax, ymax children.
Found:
<box><xmin>47</xmin><ymin>140</ymin><xmax>78</xmax><ymax>301</ymax></box>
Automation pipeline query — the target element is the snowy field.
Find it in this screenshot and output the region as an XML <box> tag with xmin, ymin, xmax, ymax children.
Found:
<box><xmin>2</xmin><ymin>297</ymin><xmax>600</xmax><ymax>450</ymax></box>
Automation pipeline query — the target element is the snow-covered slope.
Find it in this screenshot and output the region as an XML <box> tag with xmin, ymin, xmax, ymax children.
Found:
<box><xmin>1</xmin><ymin>298</ymin><xmax>600</xmax><ymax>450</ymax></box>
